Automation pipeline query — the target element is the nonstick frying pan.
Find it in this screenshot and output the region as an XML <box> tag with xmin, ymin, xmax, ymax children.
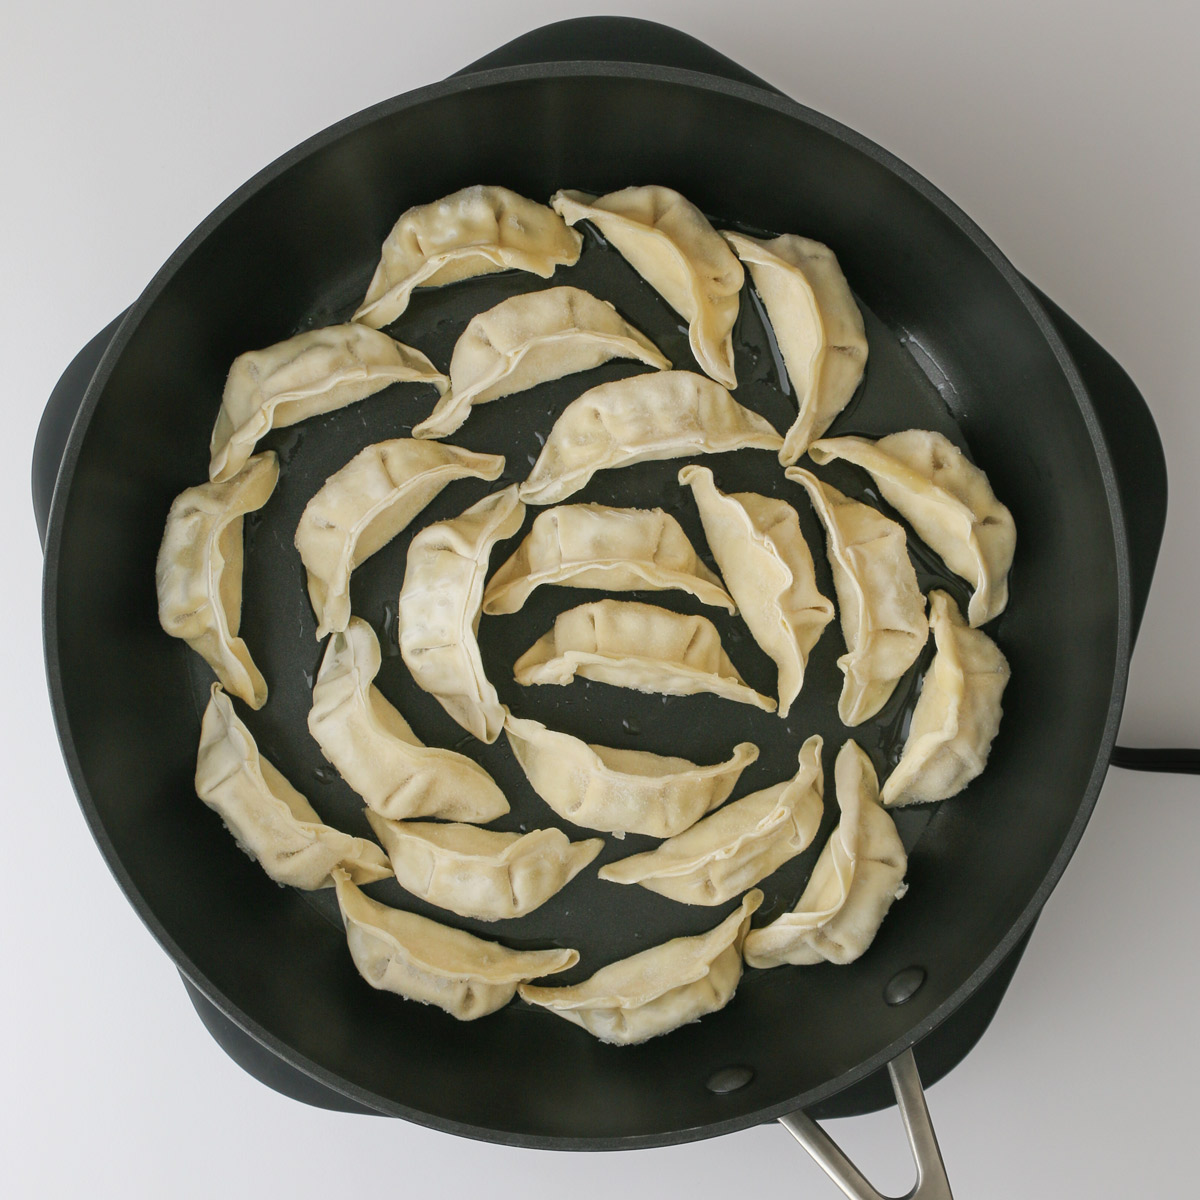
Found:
<box><xmin>33</xmin><ymin>16</ymin><xmax>1196</xmax><ymax>1199</ymax></box>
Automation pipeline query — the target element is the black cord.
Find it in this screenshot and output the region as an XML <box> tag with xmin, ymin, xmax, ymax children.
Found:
<box><xmin>1111</xmin><ymin>746</ymin><xmax>1200</xmax><ymax>774</ymax></box>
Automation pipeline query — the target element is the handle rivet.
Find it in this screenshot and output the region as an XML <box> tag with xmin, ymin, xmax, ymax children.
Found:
<box><xmin>884</xmin><ymin>966</ymin><xmax>926</xmax><ymax>1006</ymax></box>
<box><xmin>706</xmin><ymin>1065</ymin><xmax>754</xmax><ymax>1094</ymax></box>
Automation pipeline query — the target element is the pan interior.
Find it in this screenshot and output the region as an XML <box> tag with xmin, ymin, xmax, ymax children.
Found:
<box><xmin>48</xmin><ymin>71</ymin><xmax>1120</xmax><ymax>1146</ymax></box>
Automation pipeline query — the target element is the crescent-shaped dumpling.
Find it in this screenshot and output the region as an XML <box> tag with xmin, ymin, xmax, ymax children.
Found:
<box><xmin>353</xmin><ymin>185</ymin><xmax>582</xmax><ymax>329</ymax></box>
<box><xmin>307</xmin><ymin>618</ymin><xmax>510</xmax><ymax>823</ymax></box>
<box><xmin>157</xmin><ymin>452</ymin><xmax>279</xmax><ymax>709</ymax></box>
<box><xmin>194</xmin><ymin>685</ymin><xmax>391</xmax><ymax>890</ymax></box>
<box><xmin>482</xmin><ymin>503</ymin><xmax>734</xmax><ymax>615</ymax></box>
<box><xmin>504</xmin><ymin>713</ymin><xmax>759</xmax><ymax>839</ymax></box>
<box><xmin>551</xmin><ymin>187</ymin><xmax>743</xmax><ymax>388</ymax></box>
<box><xmin>519</xmin><ymin>371</ymin><xmax>783</xmax><ymax>506</ymax></box>
<box><xmin>518</xmin><ymin>890</ymin><xmax>762</xmax><ymax>1044</ymax></box>
<box><xmin>881</xmin><ymin>591</ymin><xmax>1010</xmax><ymax>807</ymax></box>
<box><xmin>680</xmin><ymin>465</ymin><xmax>834</xmax><ymax>717</ymax></box>
<box><xmin>412</xmin><ymin>286</ymin><xmax>670</xmax><ymax>439</ymax></box>
<box><xmin>599</xmin><ymin>736</ymin><xmax>825</xmax><ymax>906</ymax></box>
<box><xmin>398</xmin><ymin>485</ymin><xmax>525</xmax><ymax>743</ymax></box>
<box><xmin>332</xmin><ymin>869</ymin><xmax>578</xmax><ymax>1021</ymax></box>
<box><xmin>295</xmin><ymin>440</ymin><xmax>504</xmax><ymax>640</ymax></box>
<box><xmin>809</xmin><ymin>430</ymin><xmax>1016</xmax><ymax>626</ymax></box>
<box><xmin>722</xmin><ymin>232</ymin><xmax>868</xmax><ymax>464</ymax></box>
<box><xmin>513</xmin><ymin>600</ymin><xmax>776</xmax><ymax>712</ymax></box>
<box><xmin>743</xmin><ymin>741</ymin><xmax>906</xmax><ymax>968</ymax></box>
<box><xmin>787</xmin><ymin>468</ymin><xmax>927</xmax><ymax>726</ymax></box>
<box><xmin>209</xmin><ymin>324</ymin><xmax>448</xmax><ymax>482</ymax></box>
<box><xmin>366</xmin><ymin>813</ymin><xmax>603</xmax><ymax>922</ymax></box>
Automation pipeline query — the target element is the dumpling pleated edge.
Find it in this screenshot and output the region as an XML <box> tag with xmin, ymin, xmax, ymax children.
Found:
<box><xmin>156</xmin><ymin>452</ymin><xmax>280</xmax><ymax>710</ymax></box>
<box><xmin>333</xmin><ymin>868</ymin><xmax>579</xmax><ymax>1021</ymax></box>
<box><xmin>597</xmin><ymin>735</ymin><xmax>825</xmax><ymax>905</ymax></box>
<box><xmin>503</xmin><ymin>711</ymin><xmax>759</xmax><ymax>839</ymax></box>
<box><xmin>518</xmin><ymin>889</ymin><xmax>762</xmax><ymax>1044</ymax></box>
<box><xmin>353</xmin><ymin>185</ymin><xmax>583</xmax><ymax>329</ymax></box>
<box><xmin>742</xmin><ymin>741</ymin><xmax>906</xmax><ymax>969</ymax></box>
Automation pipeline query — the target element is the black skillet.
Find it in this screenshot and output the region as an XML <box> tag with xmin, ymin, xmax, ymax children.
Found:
<box><xmin>33</xmin><ymin>16</ymin><xmax>1197</xmax><ymax>1198</ymax></box>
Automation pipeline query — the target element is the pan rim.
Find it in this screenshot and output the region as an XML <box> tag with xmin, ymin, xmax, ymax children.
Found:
<box><xmin>41</xmin><ymin>58</ymin><xmax>1132</xmax><ymax>1148</ymax></box>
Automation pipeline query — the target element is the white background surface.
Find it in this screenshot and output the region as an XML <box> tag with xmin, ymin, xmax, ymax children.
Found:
<box><xmin>4</xmin><ymin>1</ymin><xmax>1198</xmax><ymax>1196</ymax></box>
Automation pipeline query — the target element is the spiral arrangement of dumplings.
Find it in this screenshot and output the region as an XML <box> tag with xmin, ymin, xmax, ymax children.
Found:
<box><xmin>155</xmin><ymin>183</ymin><xmax>1015</xmax><ymax>1044</ymax></box>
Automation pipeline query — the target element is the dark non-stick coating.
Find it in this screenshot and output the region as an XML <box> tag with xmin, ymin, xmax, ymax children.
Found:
<box><xmin>43</xmin><ymin>64</ymin><xmax>1127</xmax><ymax>1148</ymax></box>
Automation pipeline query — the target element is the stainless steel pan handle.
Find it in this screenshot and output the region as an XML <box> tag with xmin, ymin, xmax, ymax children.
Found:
<box><xmin>779</xmin><ymin>1051</ymin><xmax>952</xmax><ymax>1200</ymax></box>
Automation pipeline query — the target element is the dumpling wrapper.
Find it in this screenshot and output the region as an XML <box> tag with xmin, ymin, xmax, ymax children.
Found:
<box><xmin>209</xmin><ymin>324</ymin><xmax>448</xmax><ymax>482</ymax></box>
<box><xmin>519</xmin><ymin>371</ymin><xmax>783</xmax><ymax>506</ymax></box>
<box><xmin>157</xmin><ymin>452</ymin><xmax>279</xmax><ymax>709</ymax></box>
<box><xmin>881</xmin><ymin>591</ymin><xmax>1009</xmax><ymax>807</ymax></box>
<box><xmin>809</xmin><ymin>430</ymin><xmax>1016</xmax><ymax>626</ymax></box>
<box><xmin>398</xmin><ymin>485</ymin><xmax>524</xmax><ymax>743</ymax></box>
<box><xmin>412</xmin><ymin>286</ymin><xmax>670</xmax><ymax>439</ymax></box>
<box><xmin>296</xmin><ymin>440</ymin><xmax>504</xmax><ymax>640</ymax></box>
<box><xmin>551</xmin><ymin>187</ymin><xmax>743</xmax><ymax>389</ymax></box>
<box><xmin>366</xmin><ymin>813</ymin><xmax>603</xmax><ymax>922</ymax></box>
<box><xmin>787</xmin><ymin>469</ymin><xmax>927</xmax><ymax>725</ymax></box>
<box><xmin>513</xmin><ymin>599</ymin><xmax>776</xmax><ymax>713</ymax></box>
<box><xmin>680</xmin><ymin>465</ymin><xmax>834</xmax><ymax>718</ymax></box>
<box><xmin>722</xmin><ymin>232</ymin><xmax>867</xmax><ymax>464</ymax></box>
<box><xmin>482</xmin><ymin>503</ymin><xmax>734</xmax><ymax>615</ymax></box>
<box><xmin>308</xmin><ymin>618</ymin><xmax>509</xmax><ymax>823</ymax></box>
<box><xmin>743</xmin><ymin>741</ymin><xmax>906</xmax><ymax>968</ymax></box>
<box><xmin>600</xmin><ymin>736</ymin><xmax>824</xmax><ymax>906</ymax></box>
<box><xmin>519</xmin><ymin>890</ymin><xmax>762</xmax><ymax>1045</ymax></box>
<box><xmin>333</xmin><ymin>869</ymin><xmax>578</xmax><ymax>1021</ymax></box>
<box><xmin>194</xmin><ymin>685</ymin><xmax>390</xmax><ymax>890</ymax></box>
<box><xmin>504</xmin><ymin>713</ymin><xmax>758</xmax><ymax>839</ymax></box>
<box><xmin>354</xmin><ymin>185</ymin><xmax>582</xmax><ymax>329</ymax></box>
